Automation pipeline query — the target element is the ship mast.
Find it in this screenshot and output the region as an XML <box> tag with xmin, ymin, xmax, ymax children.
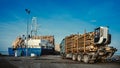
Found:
<box><xmin>31</xmin><ymin>17</ymin><xmax>38</xmax><ymax>36</ymax></box>
<box><xmin>25</xmin><ymin>9</ymin><xmax>30</xmax><ymax>56</ymax></box>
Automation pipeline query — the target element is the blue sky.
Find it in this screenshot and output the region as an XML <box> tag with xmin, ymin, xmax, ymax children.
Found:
<box><xmin>0</xmin><ymin>0</ymin><xmax>120</xmax><ymax>54</ymax></box>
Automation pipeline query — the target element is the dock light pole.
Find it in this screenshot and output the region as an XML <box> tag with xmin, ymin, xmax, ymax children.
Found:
<box><xmin>25</xmin><ymin>9</ymin><xmax>30</xmax><ymax>56</ymax></box>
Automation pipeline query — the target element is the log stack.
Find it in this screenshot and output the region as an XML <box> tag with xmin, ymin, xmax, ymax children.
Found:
<box><xmin>65</xmin><ymin>32</ymin><xmax>97</xmax><ymax>54</ymax></box>
<box><xmin>12</xmin><ymin>37</ymin><xmax>24</xmax><ymax>49</ymax></box>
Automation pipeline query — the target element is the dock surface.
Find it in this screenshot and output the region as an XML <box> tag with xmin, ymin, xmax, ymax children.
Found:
<box><xmin>0</xmin><ymin>55</ymin><xmax>120</xmax><ymax>68</ymax></box>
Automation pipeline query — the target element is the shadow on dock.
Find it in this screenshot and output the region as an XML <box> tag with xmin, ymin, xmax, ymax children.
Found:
<box><xmin>0</xmin><ymin>53</ymin><xmax>17</xmax><ymax>68</ymax></box>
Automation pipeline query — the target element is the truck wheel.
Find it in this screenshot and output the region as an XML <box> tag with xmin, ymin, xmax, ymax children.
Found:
<box><xmin>77</xmin><ymin>54</ymin><xmax>82</xmax><ymax>62</ymax></box>
<box><xmin>72</xmin><ymin>54</ymin><xmax>76</xmax><ymax>61</ymax></box>
<box><xmin>83</xmin><ymin>55</ymin><xmax>89</xmax><ymax>63</ymax></box>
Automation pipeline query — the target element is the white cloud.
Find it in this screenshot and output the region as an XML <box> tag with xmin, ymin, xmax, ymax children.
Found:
<box><xmin>90</xmin><ymin>20</ymin><xmax>97</xmax><ymax>23</ymax></box>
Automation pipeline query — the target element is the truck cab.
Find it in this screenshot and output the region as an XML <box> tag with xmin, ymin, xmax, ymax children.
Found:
<box><xmin>94</xmin><ymin>26</ymin><xmax>110</xmax><ymax>45</ymax></box>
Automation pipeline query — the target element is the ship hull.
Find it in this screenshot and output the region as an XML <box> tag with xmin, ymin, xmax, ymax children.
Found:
<box><xmin>8</xmin><ymin>48</ymin><xmax>41</xmax><ymax>56</ymax></box>
<box><xmin>8</xmin><ymin>47</ymin><xmax>54</xmax><ymax>56</ymax></box>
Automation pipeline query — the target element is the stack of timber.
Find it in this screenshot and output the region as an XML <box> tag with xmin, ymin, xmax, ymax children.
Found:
<box><xmin>12</xmin><ymin>37</ymin><xmax>24</xmax><ymax>49</ymax></box>
<box><xmin>65</xmin><ymin>32</ymin><xmax>97</xmax><ymax>54</ymax></box>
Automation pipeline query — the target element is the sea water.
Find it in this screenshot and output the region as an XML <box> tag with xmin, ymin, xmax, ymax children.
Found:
<box><xmin>0</xmin><ymin>51</ymin><xmax>8</xmax><ymax>55</ymax></box>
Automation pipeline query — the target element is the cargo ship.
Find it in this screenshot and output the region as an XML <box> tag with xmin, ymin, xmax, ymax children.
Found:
<box><xmin>8</xmin><ymin>17</ymin><xmax>55</xmax><ymax>56</ymax></box>
<box><xmin>8</xmin><ymin>35</ymin><xmax>55</xmax><ymax>56</ymax></box>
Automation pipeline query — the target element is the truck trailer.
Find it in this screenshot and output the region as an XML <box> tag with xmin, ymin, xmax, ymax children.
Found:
<box><xmin>60</xmin><ymin>26</ymin><xmax>117</xmax><ymax>63</ymax></box>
